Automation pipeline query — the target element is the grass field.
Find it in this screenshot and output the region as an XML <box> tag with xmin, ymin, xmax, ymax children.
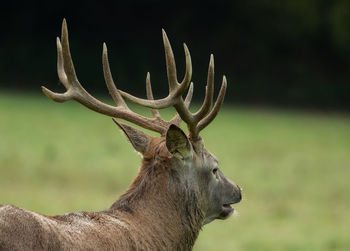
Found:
<box><xmin>1</xmin><ymin>91</ymin><xmax>350</xmax><ymax>250</ymax></box>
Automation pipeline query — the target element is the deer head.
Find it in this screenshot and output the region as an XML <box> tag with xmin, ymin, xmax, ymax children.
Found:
<box><xmin>42</xmin><ymin>19</ymin><xmax>241</xmax><ymax>229</ymax></box>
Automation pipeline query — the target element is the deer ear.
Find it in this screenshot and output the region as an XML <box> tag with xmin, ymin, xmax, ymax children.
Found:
<box><xmin>166</xmin><ymin>124</ymin><xmax>191</xmax><ymax>159</ymax></box>
<box><xmin>112</xmin><ymin>118</ymin><xmax>151</xmax><ymax>155</ymax></box>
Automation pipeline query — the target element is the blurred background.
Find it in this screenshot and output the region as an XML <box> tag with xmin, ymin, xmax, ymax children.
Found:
<box><xmin>1</xmin><ymin>1</ymin><xmax>350</xmax><ymax>250</ymax></box>
<box><xmin>1</xmin><ymin>0</ymin><xmax>350</xmax><ymax>109</ymax></box>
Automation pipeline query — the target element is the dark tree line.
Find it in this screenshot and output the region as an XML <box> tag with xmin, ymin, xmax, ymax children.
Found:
<box><xmin>1</xmin><ymin>1</ymin><xmax>349</xmax><ymax>109</ymax></box>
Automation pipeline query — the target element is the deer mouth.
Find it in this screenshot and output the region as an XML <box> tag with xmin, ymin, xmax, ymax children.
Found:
<box><xmin>222</xmin><ymin>204</ymin><xmax>234</xmax><ymax>212</ymax></box>
<box><xmin>219</xmin><ymin>204</ymin><xmax>234</xmax><ymax>219</ymax></box>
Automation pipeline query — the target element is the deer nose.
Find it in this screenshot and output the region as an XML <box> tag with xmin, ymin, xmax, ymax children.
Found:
<box><xmin>234</xmin><ymin>185</ymin><xmax>242</xmax><ymax>203</ymax></box>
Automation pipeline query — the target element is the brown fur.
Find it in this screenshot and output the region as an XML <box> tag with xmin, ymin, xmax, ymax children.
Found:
<box><xmin>0</xmin><ymin>138</ymin><xmax>204</xmax><ymax>251</ymax></box>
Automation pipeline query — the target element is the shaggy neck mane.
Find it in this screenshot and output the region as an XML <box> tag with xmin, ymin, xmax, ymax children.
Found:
<box><xmin>108</xmin><ymin>139</ymin><xmax>204</xmax><ymax>249</ymax></box>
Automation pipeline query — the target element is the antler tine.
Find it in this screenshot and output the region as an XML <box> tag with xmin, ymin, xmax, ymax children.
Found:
<box><xmin>170</xmin><ymin>82</ymin><xmax>194</xmax><ymax>126</ymax></box>
<box><xmin>180</xmin><ymin>43</ymin><xmax>193</xmax><ymax>87</ymax></box>
<box><xmin>184</xmin><ymin>82</ymin><xmax>194</xmax><ymax>106</ymax></box>
<box><xmin>193</xmin><ymin>54</ymin><xmax>215</xmax><ymax>120</ymax></box>
<box><xmin>162</xmin><ymin>29</ymin><xmax>178</xmax><ymax>91</ymax></box>
<box><xmin>197</xmin><ymin>76</ymin><xmax>227</xmax><ymax>133</ymax></box>
<box><xmin>56</xmin><ymin>37</ymin><xmax>69</xmax><ymax>90</ymax></box>
<box><xmin>102</xmin><ymin>43</ymin><xmax>127</xmax><ymax>107</ymax></box>
<box><xmin>145</xmin><ymin>72</ymin><xmax>161</xmax><ymax>119</ymax></box>
<box><xmin>61</xmin><ymin>19</ymin><xmax>79</xmax><ymax>86</ymax></box>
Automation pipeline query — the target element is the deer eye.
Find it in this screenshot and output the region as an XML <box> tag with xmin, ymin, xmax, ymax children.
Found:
<box><xmin>212</xmin><ymin>168</ymin><xmax>218</xmax><ymax>175</ymax></box>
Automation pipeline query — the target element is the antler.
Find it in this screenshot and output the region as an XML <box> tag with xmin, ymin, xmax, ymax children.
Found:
<box><xmin>42</xmin><ymin>19</ymin><xmax>192</xmax><ymax>136</ymax></box>
<box><xmin>119</xmin><ymin>30</ymin><xmax>227</xmax><ymax>140</ymax></box>
<box><xmin>42</xmin><ymin>19</ymin><xmax>226</xmax><ymax>140</ymax></box>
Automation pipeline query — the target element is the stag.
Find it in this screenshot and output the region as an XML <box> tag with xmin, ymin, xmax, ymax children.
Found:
<box><xmin>0</xmin><ymin>19</ymin><xmax>241</xmax><ymax>250</ymax></box>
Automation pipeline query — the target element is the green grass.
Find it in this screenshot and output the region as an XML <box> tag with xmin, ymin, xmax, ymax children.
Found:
<box><xmin>1</xmin><ymin>91</ymin><xmax>350</xmax><ymax>250</ymax></box>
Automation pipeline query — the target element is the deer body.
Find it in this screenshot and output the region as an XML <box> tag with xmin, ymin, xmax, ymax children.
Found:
<box><xmin>0</xmin><ymin>202</ymin><xmax>196</xmax><ymax>250</ymax></box>
<box><xmin>0</xmin><ymin>173</ymin><xmax>198</xmax><ymax>251</ymax></box>
<box><xmin>1</xmin><ymin>138</ymin><xmax>210</xmax><ymax>250</ymax></box>
<box><xmin>0</xmin><ymin>20</ymin><xmax>241</xmax><ymax>250</ymax></box>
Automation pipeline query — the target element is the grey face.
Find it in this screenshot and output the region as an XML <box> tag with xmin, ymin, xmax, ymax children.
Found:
<box><xmin>164</xmin><ymin>124</ymin><xmax>242</xmax><ymax>225</ymax></box>
<box><xmin>191</xmin><ymin>149</ymin><xmax>242</xmax><ymax>225</ymax></box>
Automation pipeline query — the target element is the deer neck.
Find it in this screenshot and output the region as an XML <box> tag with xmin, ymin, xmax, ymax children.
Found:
<box><xmin>108</xmin><ymin>158</ymin><xmax>204</xmax><ymax>248</ymax></box>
